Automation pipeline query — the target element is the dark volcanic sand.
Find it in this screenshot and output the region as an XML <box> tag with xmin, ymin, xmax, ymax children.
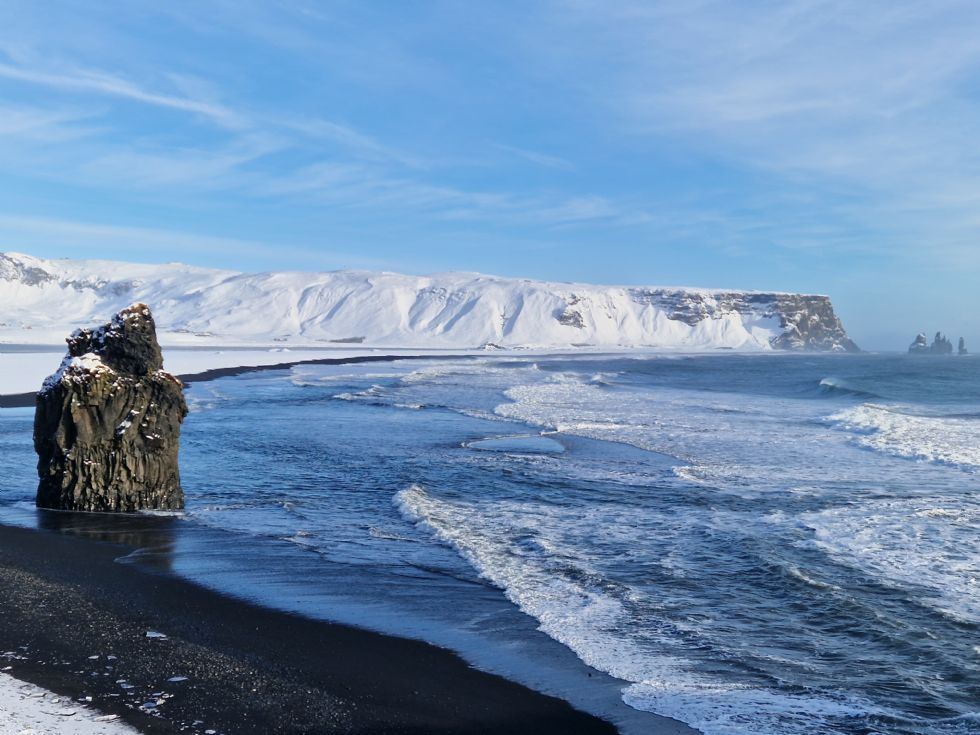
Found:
<box><xmin>1</xmin><ymin>350</ymin><xmax>622</xmax><ymax>733</ymax></box>
<box><xmin>0</xmin><ymin>520</ymin><xmax>619</xmax><ymax>734</ymax></box>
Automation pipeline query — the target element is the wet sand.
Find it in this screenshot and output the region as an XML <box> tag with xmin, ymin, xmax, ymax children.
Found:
<box><xmin>0</xmin><ymin>520</ymin><xmax>618</xmax><ymax>734</ymax></box>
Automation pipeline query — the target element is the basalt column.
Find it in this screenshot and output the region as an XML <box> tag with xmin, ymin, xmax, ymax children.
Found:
<box><xmin>34</xmin><ymin>303</ymin><xmax>187</xmax><ymax>511</ymax></box>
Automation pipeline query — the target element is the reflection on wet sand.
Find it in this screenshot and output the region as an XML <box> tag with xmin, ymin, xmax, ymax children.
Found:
<box><xmin>35</xmin><ymin>509</ymin><xmax>178</xmax><ymax>572</ymax></box>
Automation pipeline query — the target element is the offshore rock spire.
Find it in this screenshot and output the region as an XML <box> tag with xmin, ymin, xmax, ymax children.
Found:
<box><xmin>34</xmin><ymin>304</ymin><xmax>187</xmax><ymax>511</ymax></box>
<box><xmin>909</xmin><ymin>332</ymin><xmax>954</xmax><ymax>355</ymax></box>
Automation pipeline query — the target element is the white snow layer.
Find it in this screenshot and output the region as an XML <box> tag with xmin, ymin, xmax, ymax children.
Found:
<box><xmin>0</xmin><ymin>671</ymin><xmax>139</xmax><ymax>734</ymax></box>
<box><xmin>0</xmin><ymin>251</ymin><xmax>805</xmax><ymax>350</ymax></box>
<box><xmin>39</xmin><ymin>353</ymin><xmax>112</xmax><ymax>394</ymax></box>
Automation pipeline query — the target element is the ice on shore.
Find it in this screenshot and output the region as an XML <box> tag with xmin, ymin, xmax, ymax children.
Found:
<box><xmin>466</xmin><ymin>434</ymin><xmax>566</xmax><ymax>454</ymax></box>
<box><xmin>0</xmin><ymin>671</ymin><xmax>138</xmax><ymax>734</ymax></box>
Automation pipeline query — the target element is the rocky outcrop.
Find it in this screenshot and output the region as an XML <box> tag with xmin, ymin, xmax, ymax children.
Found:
<box><xmin>959</xmin><ymin>337</ymin><xmax>968</xmax><ymax>356</ymax></box>
<box><xmin>909</xmin><ymin>332</ymin><xmax>954</xmax><ymax>355</ymax></box>
<box><xmin>0</xmin><ymin>252</ymin><xmax>57</xmax><ymax>286</ymax></box>
<box><xmin>766</xmin><ymin>295</ymin><xmax>858</xmax><ymax>352</ymax></box>
<box><xmin>34</xmin><ymin>304</ymin><xmax>187</xmax><ymax>511</ymax></box>
<box><xmin>642</xmin><ymin>290</ymin><xmax>859</xmax><ymax>352</ymax></box>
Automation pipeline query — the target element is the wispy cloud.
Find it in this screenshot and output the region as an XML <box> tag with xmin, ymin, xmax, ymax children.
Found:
<box><xmin>254</xmin><ymin>161</ymin><xmax>634</xmax><ymax>227</ymax></box>
<box><xmin>0</xmin><ymin>60</ymin><xmax>243</xmax><ymax>128</ymax></box>
<box><xmin>0</xmin><ymin>103</ymin><xmax>103</xmax><ymax>143</ymax></box>
<box><xmin>0</xmin><ymin>6</ymin><xmax>650</xmax><ymax>243</ymax></box>
<box><xmin>0</xmin><ymin>51</ymin><xmax>633</xmax><ymax>230</ymax></box>
<box><xmin>615</xmin><ymin>9</ymin><xmax>977</xmax><ymax>208</ymax></box>
<box><xmin>76</xmin><ymin>135</ymin><xmax>285</xmax><ymax>191</ymax></box>
<box><xmin>0</xmin><ymin>214</ymin><xmax>395</xmax><ymax>270</ymax></box>
<box><xmin>0</xmin><ymin>53</ymin><xmax>421</xmax><ymax>169</ymax></box>
<box><xmin>493</xmin><ymin>143</ymin><xmax>575</xmax><ymax>171</ymax></box>
<box><xmin>280</xmin><ymin>118</ymin><xmax>424</xmax><ymax>167</ymax></box>
<box><xmin>478</xmin><ymin>0</ymin><xmax>980</xmax><ymax>268</ymax></box>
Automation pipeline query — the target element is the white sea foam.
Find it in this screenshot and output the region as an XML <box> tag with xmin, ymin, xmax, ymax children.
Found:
<box><xmin>395</xmin><ymin>484</ymin><xmax>873</xmax><ymax>735</ymax></box>
<box><xmin>181</xmin><ymin>356</ymin><xmax>980</xmax><ymax>735</ymax></box>
<box><xmin>492</xmin><ymin>371</ymin><xmax>856</xmax><ymax>496</ymax></box>
<box><xmin>801</xmin><ymin>499</ymin><xmax>980</xmax><ymax>624</ymax></box>
<box><xmin>331</xmin><ymin>383</ymin><xmax>389</xmax><ymax>403</ymax></box>
<box><xmin>289</xmin><ymin>366</ymin><xmax>406</xmax><ymax>388</ymax></box>
<box><xmin>829</xmin><ymin>403</ymin><xmax>980</xmax><ymax>469</ymax></box>
<box><xmin>399</xmin><ymin>360</ymin><xmax>501</xmax><ymax>384</ymax></box>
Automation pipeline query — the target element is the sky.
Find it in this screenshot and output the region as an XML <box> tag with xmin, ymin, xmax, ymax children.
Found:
<box><xmin>1</xmin><ymin>1</ymin><xmax>980</xmax><ymax>350</ymax></box>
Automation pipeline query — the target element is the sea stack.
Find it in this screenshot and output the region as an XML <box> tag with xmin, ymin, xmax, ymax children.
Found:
<box><xmin>909</xmin><ymin>332</ymin><xmax>954</xmax><ymax>355</ymax></box>
<box><xmin>34</xmin><ymin>303</ymin><xmax>187</xmax><ymax>511</ymax></box>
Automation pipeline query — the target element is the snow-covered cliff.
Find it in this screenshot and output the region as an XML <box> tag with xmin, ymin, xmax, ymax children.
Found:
<box><xmin>0</xmin><ymin>252</ymin><xmax>858</xmax><ymax>351</ymax></box>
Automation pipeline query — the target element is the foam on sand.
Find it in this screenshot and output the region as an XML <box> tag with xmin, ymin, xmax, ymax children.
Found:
<box><xmin>0</xmin><ymin>671</ymin><xmax>138</xmax><ymax>734</ymax></box>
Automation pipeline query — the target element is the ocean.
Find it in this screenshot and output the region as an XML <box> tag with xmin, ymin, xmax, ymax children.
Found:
<box><xmin>1</xmin><ymin>352</ymin><xmax>978</xmax><ymax>735</ymax></box>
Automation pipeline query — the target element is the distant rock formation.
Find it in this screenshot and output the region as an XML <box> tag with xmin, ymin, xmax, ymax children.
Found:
<box><xmin>909</xmin><ymin>332</ymin><xmax>954</xmax><ymax>355</ymax></box>
<box><xmin>909</xmin><ymin>333</ymin><xmax>929</xmax><ymax>353</ymax></box>
<box><xmin>34</xmin><ymin>304</ymin><xmax>187</xmax><ymax>511</ymax></box>
<box><xmin>959</xmin><ymin>337</ymin><xmax>968</xmax><ymax>356</ymax></box>
<box><xmin>763</xmin><ymin>295</ymin><xmax>859</xmax><ymax>353</ymax></box>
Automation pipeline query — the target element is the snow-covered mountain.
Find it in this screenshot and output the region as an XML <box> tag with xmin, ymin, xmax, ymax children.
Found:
<box><xmin>0</xmin><ymin>252</ymin><xmax>858</xmax><ymax>351</ymax></box>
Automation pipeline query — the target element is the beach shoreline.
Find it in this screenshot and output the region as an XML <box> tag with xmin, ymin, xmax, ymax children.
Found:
<box><xmin>1</xmin><ymin>349</ymin><xmax>626</xmax><ymax>735</ymax></box>
<box><xmin>0</xmin><ymin>519</ymin><xmax>623</xmax><ymax>734</ymax></box>
<box><xmin>0</xmin><ymin>351</ymin><xmax>479</xmax><ymax>408</ymax></box>
<box><xmin>0</xmin><ymin>348</ymin><xmax>703</xmax><ymax>735</ymax></box>
<box><xmin>0</xmin><ymin>350</ymin><xmax>637</xmax><ymax>734</ymax></box>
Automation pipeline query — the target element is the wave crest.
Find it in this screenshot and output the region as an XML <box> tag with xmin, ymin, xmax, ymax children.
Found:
<box><xmin>829</xmin><ymin>403</ymin><xmax>980</xmax><ymax>470</ymax></box>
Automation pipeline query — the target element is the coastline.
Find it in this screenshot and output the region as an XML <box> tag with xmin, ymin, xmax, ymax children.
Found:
<box><xmin>0</xmin><ymin>351</ymin><xmax>477</xmax><ymax>408</ymax></box>
<box><xmin>0</xmin><ymin>518</ymin><xmax>621</xmax><ymax>735</ymax></box>
<box><xmin>0</xmin><ymin>348</ymin><xmax>704</xmax><ymax>735</ymax></box>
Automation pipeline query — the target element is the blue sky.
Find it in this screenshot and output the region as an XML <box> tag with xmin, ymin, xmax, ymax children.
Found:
<box><xmin>2</xmin><ymin>1</ymin><xmax>979</xmax><ymax>349</ymax></box>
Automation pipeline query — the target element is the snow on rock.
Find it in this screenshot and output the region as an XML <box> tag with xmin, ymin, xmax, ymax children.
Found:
<box><xmin>0</xmin><ymin>671</ymin><xmax>139</xmax><ymax>734</ymax></box>
<box><xmin>39</xmin><ymin>353</ymin><xmax>112</xmax><ymax>395</ymax></box>
<box><xmin>0</xmin><ymin>252</ymin><xmax>858</xmax><ymax>352</ymax></box>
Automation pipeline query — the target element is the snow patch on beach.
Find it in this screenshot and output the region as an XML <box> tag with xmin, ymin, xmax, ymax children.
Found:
<box><xmin>0</xmin><ymin>671</ymin><xmax>138</xmax><ymax>734</ymax></box>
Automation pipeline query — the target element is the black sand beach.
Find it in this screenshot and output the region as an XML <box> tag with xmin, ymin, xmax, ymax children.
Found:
<box><xmin>0</xmin><ymin>518</ymin><xmax>619</xmax><ymax>734</ymax></box>
<box><xmin>0</xmin><ymin>350</ymin><xmax>626</xmax><ymax>734</ymax></box>
<box><xmin>0</xmin><ymin>350</ymin><xmax>691</xmax><ymax>734</ymax></box>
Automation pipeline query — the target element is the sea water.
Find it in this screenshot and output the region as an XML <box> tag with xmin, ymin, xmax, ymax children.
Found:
<box><xmin>1</xmin><ymin>353</ymin><xmax>978</xmax><ymax>735</ymax></box>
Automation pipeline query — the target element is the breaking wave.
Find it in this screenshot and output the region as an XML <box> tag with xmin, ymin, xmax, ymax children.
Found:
<box><xmin>829</xmin><ymin>403</ymin><xmax>980</xmax><ymax>470</ymax></box>
<box><xmin>801</xmin><ymin>499</ymin><xmax>980</xmax><ymax>624</ymax></box>
<box><xmin>817</xmin><ymin>377</ymin><xmax>881</xmax><ymax>400</ymax></box>
<box><xmin>395</xmin><ymin>484</ymin><xmax>878</xmax><ymax>735</ymax></box>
